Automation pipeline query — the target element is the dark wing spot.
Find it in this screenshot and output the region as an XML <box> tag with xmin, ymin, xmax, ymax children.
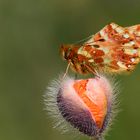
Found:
<box><xmin>98</xmin><ymin>39</ymin><xmax>105</xmax><ymax>42</ymax></box>
<box><xmin>94</xmin><ymin>45</ymin><xmax>100</xmax><ymax>48</ymax></box>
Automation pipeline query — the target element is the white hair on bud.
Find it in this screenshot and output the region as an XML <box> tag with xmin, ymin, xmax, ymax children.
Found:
<box><xmin>44</xmin><ymin>73</ymin><xmax>120</xmax><ymax>140</ymax></box>
<box><xmin>43</xmin><ymin>75</ymin><xmax>80</xmax><ymax>137</ymax></box>
<box><xmin>98</xmin><ymin>74</ymin><xmax>120</xmax><ymax>138</ymax></box>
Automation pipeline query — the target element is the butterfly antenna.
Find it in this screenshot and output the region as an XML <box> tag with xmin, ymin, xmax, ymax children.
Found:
<box><xmin>73</xmin><ymin>34</ymin><xmax>94</xmax><ymax>45</ymax></box>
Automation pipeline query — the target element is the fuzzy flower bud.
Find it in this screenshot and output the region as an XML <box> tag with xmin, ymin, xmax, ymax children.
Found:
<box><xmin>44</xmin><ymin>74</ymin><xmax>119</xmax><ymax>140</ymax></box>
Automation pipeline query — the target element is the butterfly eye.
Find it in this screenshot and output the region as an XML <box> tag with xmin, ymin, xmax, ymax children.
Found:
<box><xmin>64</xmin><ymin>51</ymin><xmax>69</xmax><ymax>60</ymax></box>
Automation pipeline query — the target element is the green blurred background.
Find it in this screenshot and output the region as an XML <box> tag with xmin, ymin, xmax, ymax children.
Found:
<box><xmin>1</xmin><ymin>0</ymin><xmax>140</xmax><ymax>140</ymax></box>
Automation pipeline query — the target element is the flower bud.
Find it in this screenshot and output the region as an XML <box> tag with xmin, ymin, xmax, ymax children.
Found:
<box><xmin>45</xmin><ymin>74</ymin><xmax>119</xmax><ymax>140</ymax></box>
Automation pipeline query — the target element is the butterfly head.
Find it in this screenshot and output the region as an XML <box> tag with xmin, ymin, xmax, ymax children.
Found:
<box><xmin>60</xmin><ymin>44</ymin><xmax>72</xmax><ymax>61</ymax></box>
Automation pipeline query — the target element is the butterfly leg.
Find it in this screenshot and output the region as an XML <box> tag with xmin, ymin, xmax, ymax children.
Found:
<box><xmin>62</xmin><ymin>62</ymin><xmax>71</xmax><ymax>79</ymax></box>
<box><xmin>85</xmin><ymin>64</ymin><xmax>100</xmax><ymax>78</ymax></box>
<box><xmin>74</xmin><ymin>73</ymin><xmax>78</xmax><ymax>79</ymax></box>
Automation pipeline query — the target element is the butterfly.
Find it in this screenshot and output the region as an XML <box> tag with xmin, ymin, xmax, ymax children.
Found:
<box><xmin>60</xmin><ymin>23</ymin><xmax>140</xmax><ymax>75</ymax></box>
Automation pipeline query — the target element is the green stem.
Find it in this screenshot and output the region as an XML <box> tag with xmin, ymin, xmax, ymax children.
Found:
<box><xmin>92</xmin><ymin>137</ymin><xmax>104</xmax><ymax>140</ymax></box>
